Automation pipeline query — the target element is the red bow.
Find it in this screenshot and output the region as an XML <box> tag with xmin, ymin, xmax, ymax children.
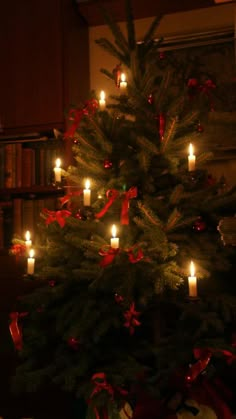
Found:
<box><xmin>126</xmin><ymin>245</ymin><xmax>144</xmax><ymax>264</ymax></box>
<box><xmin>99</xmin><ymin>246</ymin><xmax>120</xmax><ymax>267</ymax></box>
<box><xmin>10</xmin><ymin>243</ymin><xmax>26</xmax><ymax>256</ymax></box>
<box><xmin>89</xmin><ymin>373</ymin><xmax>114</xmax><ymax>419</ymax></box>
<box><xmin>9</xmin><ymin>311</ymin><xmax>28</xmax><ymax>351</ymax></box>
<box><xmin>43</xmin><ymin>208</ymin><xmax>72</xmax><ymax>227</ymax></box>
<box><xmin>95</xmin><ymin>187</ymin><xmax>137</xmax><ymax>225</ymax></box>
<box><xmin>60</xmin><ymin>190</ymin><xmax>83</xmax><ymax>207</ymax></box>
<box><xmin>64</xmin><ymin>99</ymin><xmax>98</xmax><ymax>139</ymax></box>
<box><xmin>124</xmin><ymin>302</ymin><xmax>141</xmax><ymax>335</ymax></box>
<box><xmin>187</xmin><ymin>78</ymin><xmax>216</xmax><ymax>110</ymax></box>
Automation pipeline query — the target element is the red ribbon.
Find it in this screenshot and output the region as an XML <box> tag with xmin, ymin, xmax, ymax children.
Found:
<box><xmin>99</xmin><ymin>246</ymin><xmax>120</xmax><ymax>267</ymax></box>
<box><xmin>60</xmin><ymin>190</ymin><xmax>83</xmax><ymax>207</ymax></box>
<box><xmin>187</xmin><ymin>78</ymin><xmax>216</xmax><ymax>110</ymax></box>
<box><xmin>43</xmin><ymin>208</ymin><xmax>72</xmax><ymax>228</ymax></box>
<box><xmin>186</xmin><ymin>345</ymin><xmax>236</xmax><ymax>384</ymax></box>
<box><xmin>9</xmin><ymin>311</ymin><xmax>28</xmax><ymax>351</ymax></box>
<box><xmin>89</xmin><ymin>373</ymin><xmax>114</xmax><ymax>419</ymax></box>
<box><xmin>124</xmin><ymin>302</ymin><xmax>141</xmax><ymax>335</ymax></box>
<box><xmin>64</xmin><ymin>99</ymin><xmax>98</xmax><ymax>139</ymax></box>
<box><xmin>185</xmin><ymin>348</ymin><xmax>211</xmax><ymax>383</ymax></box>
<box><xmin>121</xmin><ymin>187</ymin><xmax>138</xmax><ymax>225</ymax></box>
<box><xmin>126</xmin><ymin>245</ymin><xmax>144</xmax><ymax>264</ymax></box>
<box><xmin>95</xmin><ymin>187</ymin><xmax>137</xmax><ymax>225</ymax></box>
<box><xmin>159</xmin><ymin>112</ymin><xmax>165</xmax><ymax>139</ymax></box>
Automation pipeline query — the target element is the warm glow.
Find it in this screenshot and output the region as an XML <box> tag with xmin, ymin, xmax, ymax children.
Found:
<box><xmin>29</xmin><ymin>249</ymin><xmax>35</xmax><ymax>258</ymax></box>
<box><xmin>190</xmin><ymin>261</ymin><xmax>195</xmax><ymax>277</ymax></box>
<box><xmin>25</xmin><ymin>230</ymin><xmax>31</xmax><ymax>241</ymax></box>
<box><xmin>189</xmin><ymin>143</ymin><xmax>194</xmax><ymax>156</ymax></box>
<box><xmin>55</xmin><ymin>158</ymin><xmax>61</xmax><ymax>168</ymax></box>
<box><xmin>111</xmin><ymin>224</ymin><xmax>117</xmax><ymax>238</ymax></box>
<box><xmin>85</xmin><ymin>179</ymin><xmax>90</xmax><ymax>190</ymax></box>
<box><xmin>100</xmin><ymin>90</ymin><xmax>105</xmax><ymax>101</ymax></box>
<box><xmin>121</xmin><ymin>73</ymin><xmax>126</xmax><ymax>82</ymax></box>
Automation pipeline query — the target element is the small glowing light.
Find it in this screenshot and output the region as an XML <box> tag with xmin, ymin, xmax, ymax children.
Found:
<box><xmin>111</xmin><ymin>224</ymin><xmax>117</xmax><ymax>238</ymax></box>
<box><xmin>121</xmin><ymin>73</ymin><xmax>126</xmax><ymax>82</ymax></box>
<box><xmin>190</xmin><ymin>261</ymin><xmax>195</xmax><ymax>277</ymax></box>
<box><xmin>25</xmin><ymin>230</ymin><xmax>31</xmax><ymax>241</ymax></box>
<box><xmin>189</xmin><ymin>143</ymin><xmax>194</xmax><ymax>156</ymax></box>
<box><xmin>100</xmin><ymin>90</ymin><xmax>105</xmax><ymax>101</ymax></box>
<box><xmin>29</xmin><ymin>249</ymin><xmax>35</xmax><ymax>258</ymax></box>
<box><xmin>85</xmin><ymin>179</ymin><xmax>90</xmax><ymax>190</ymax></box>
<box><xmin>55</xmin><ymin>158</ymin><xmax>61</xmax><ymax>168</ymax></box>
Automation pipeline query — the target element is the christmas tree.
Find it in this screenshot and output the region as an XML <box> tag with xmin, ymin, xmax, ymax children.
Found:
<box><xmin>10</xmin><ymin>1</ymin><xmax>236</xmax><ymax>417</ymax></box>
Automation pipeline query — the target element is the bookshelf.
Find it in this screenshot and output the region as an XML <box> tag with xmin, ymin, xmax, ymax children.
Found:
<box><xmin>0</xmin><ymin>133</ymin><xmax>65</xmax><ymax>249</ymax></box>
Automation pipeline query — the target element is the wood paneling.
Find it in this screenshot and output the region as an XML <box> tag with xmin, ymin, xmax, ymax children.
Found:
<box><xmin>0</xmin><ymin>0</ymin><xmax>90</xmax><ymax>135</ymax></box>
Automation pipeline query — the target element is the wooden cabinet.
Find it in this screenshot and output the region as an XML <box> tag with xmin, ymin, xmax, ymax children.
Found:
<box><xmin>0</xmin><ymin>0</ymin><xmax>90</xmax><ymax>135</ymax></box>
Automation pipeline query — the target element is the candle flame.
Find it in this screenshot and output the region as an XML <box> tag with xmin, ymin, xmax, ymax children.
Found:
<box><xmin>190</xmin><ymin>261</ymin><xmax>195</xmax><ymax>277</ymax></box>
<box><xmin>85</xmin><ymin>179</ymin><xmax>90</xmax><ymax>189</ymax></box>
<box><xmin>189</xmin><ymin>143</ymin><xmax>194</xmax><ymax>156</ymax></box>
<box><xmin>121</xmin><ymin>73</ymin><xmax>126</xmax><ymax>82</ymax></box>
<box><xmin>111</xmin><ymin>224</ymin><xmax>117</xmax><ymax>238</ymax></box>
<box><xmin>100</xmin><ymin>90</ymin><xmax>105</xmax><ymax>101</ymax></box>
<box><xmin>55</xmin><ymin>158</ymin><xmax>61</xmax><ymax>168</ymax></box>
<box><xmin>29</xmin><ymin>249</ymin><xmax>35</xmax><ymax>258</ymax></box>
<box><xmin>25</xmin><ymin>230</ymin><xmax>31</xmax><ymax>241</ymax></box>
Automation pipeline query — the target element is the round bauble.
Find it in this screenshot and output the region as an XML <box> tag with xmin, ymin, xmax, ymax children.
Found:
<box><xmin>103</xmin><ymin>158</ymin><xmax>113</xmax><ymax>169</ymax></box>
<box><xmin>193</xmin><ymin>217</ymin><xmax>207</xmax><ymax>232</ymax></box>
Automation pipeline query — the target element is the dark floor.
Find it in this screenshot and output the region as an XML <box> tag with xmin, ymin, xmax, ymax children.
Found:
<box><xmin>0</xmin><ymin>252</ymin><xmax>74</xmax><ymax>419</ymax></box>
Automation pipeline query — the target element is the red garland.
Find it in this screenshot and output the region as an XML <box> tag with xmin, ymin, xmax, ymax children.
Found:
<box><xmin>9</xmin><ymin>311</ymin><xmax>28</xmax><ymax>351</ymax></box>
<box><xmin>124</xmin><ymin>302</ymin><xmax>141</xmax><ymax>335</ymax></box>
<box><xmin>95</xmin><ymin>187</ymin><xmax>137</xmax><ymax>225</ymax></box>
<box><xmin>64</xmin><ymin>99</ymin><xmax>98</xmax><ymax>139</ymax></box>
<box><xmin>43</xmin><ymin>208</ymin><xmax>72</xmax><ymax>228</ymax></box>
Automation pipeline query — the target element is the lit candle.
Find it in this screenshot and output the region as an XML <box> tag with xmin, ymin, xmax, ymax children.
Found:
<box><xmin>120</xmin><ymin>73</ymin><xmax>127</xmax><ymax>95</ymax></box>
<box><xmin>188</xmin><ymin>261</ymin><xmax>197</xmax><ymax>297</ymax></box>
<box><xmin>188</xmin><ymin>143</ymin><xmax>196</xmax><ymax>172</ymax></box>
<box><xmin>110</xmin><ymin>224</ymin><xmax>119</xmax><ymax>249</ymax></box>
<box><xmin>83</xmin><ymin>179</ymin><xmax>91</xmax><ymax>206</ymax></box>
<box><xmin>99</xmin><ymin>90</ymin><xmax>106</xmax><ymax>111</ymax></box>
<box><xmin>54</xmin><ymin>158</ymin><xmax>62</xmax><ymax>182</ymax></box>
<box><xmin>27</xmin><ymin>249</ymin><xmax>35</xmax><ymax>275</ymax></box>
<box><xmin>25</xmin><ymin>230</ymin><xmax>32</xmax><ymax>251</ymax></box>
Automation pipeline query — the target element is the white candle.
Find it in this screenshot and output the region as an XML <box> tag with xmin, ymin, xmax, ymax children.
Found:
<box><xmin>188</xmin><ymin>261</ymin><xmax>197</xmax><ymax>297</ymax></box>
<box><xmin>54</xmin><ymin>158</ymin><xmax>62</xmax><ymax>182</ymax></box>
<box><xmin>120</xmin><ymin>73</ymin><xmax>127</xmax><ymax>95</ymax></box>
<box><xmin>83</xmin><ymin>179</ymin><xmax>91</xmax><ymax>206</ymax></box>
<box><xmin>27</xmin><ymin>249</ymin><xmax>35</xmax><ymax>275</ymax></box>
<box><xmin>110</xmin><ymin>224</ymin><xmax>119</xmax><ymax>249</ymax></box>
<box><xmin>25</xmin><ymin>230</ymin><xmax>32</xmax><ymax>251</ymax></box>
<box><xmin>99</xmin><ymin>90</ymin><xmax>106</xmax><ymax>111</ymax></box>
<box><xmin>188</xmin><ymin>143</ymin><xmax>196</xmax><ymax>172</ymax></box>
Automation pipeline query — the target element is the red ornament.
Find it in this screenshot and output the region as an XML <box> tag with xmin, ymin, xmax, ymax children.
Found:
<box><xmin>193</xmin><ymin>217</ymin><xmax>207</xmax><ymax>232</ymax></box>
<box><xmin>68</xmin><ymin>337</ymin><xmax>79</xmax><ymax>350</ymax></box>
<box><xmin>113</xmin><ymin>63</ymin><xmax>122</xmax><ymax>87</ymax></box>
<box><xmin>115</xmin><ymin>293</ymin><xmax>124</xmax><ymax>304</ymax></box>
<box><xmin>159</xmin><ymin>51</ymin><xmax>165</xmax><ymax>60</ymax></box>
<box><xmin>73</xmin><ymin>138</ymin><xmax>79</xmax><ymax>144</ymax></box>
<box><xmin>148</xmin><ymin>93</ymin><xmax>154</xmax><ymax>105</ymax></box>
<box><xmin>75</xmin><ymin>210</ymin><xmax>86</xmax><ymax>221</ymax></box>
<box><xmin>49</xmin><ymin>280</ymin><xmax>56</xmax><ymax>287</ymax></box>
<box><xmin>197</xmin><ymin>122</ymin><xmax>204</xmax><ymax>132</ymax></box>
<box><xmin>103</xmin><ymin>158</ymin><xmax>113</xmax><ymax>169</ymax></box>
